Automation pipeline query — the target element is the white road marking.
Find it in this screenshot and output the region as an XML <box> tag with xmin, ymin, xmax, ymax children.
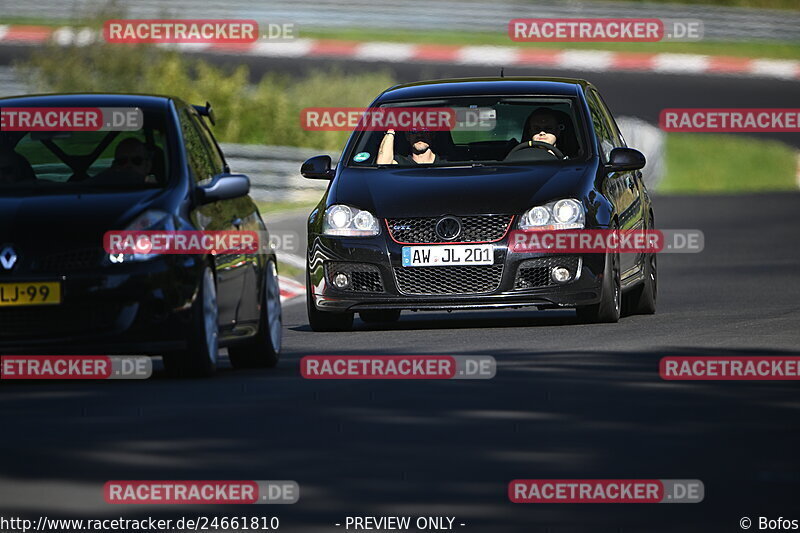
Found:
<box><xmin>749</xmin><ymin>59</ymin><xmax>800</xmax><ymax>80</ymax></box>
<box><xmin>249</xmin><ymin>39</ymin><xmax>314</xmax><ymax>57</ymax></box>
<box><xmin>356</xmin><ymin>42</ymin><xmax>415</xmax><ymax>62</ymax></box>
<box><xmin>559</xmin><ymin>50</ymin><xmax>614</xmax><ymax>71</ymax></box>
<box><xmin>456</xmin><ymin>46</ymin><xmax>519</xmax><ymax>65</ymax></box>
<box><xmin>653</xmin><ymin>53</ymin><xmax>710</xmax><ymax>73</ymax></box>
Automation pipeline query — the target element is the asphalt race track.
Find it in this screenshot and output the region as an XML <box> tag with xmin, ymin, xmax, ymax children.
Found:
<box><xmin>1</xmin><ymin>193</ymin><xmax>799</xmax><ymax>532</ymax></box>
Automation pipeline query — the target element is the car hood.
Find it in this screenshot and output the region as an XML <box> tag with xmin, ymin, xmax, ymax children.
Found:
<box><xmin>332</xmin><ymin>163</ymin><xmax>594</xmax><ymax>217</ymax></box>
<box><xmin>0</xmin><ymin>189</ymin><xmax>168</xmax><ymax>244</ymax></box>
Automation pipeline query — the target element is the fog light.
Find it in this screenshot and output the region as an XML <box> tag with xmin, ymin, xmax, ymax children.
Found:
<box><xmin>109</xmin><ymin>253</ymin><xmax>125</xmax><ymax>264</ymax></box>
<box><xmin>551</xmin><ymin>266</ymin><xmax>572</xmax><ymax>283</ymax></box>
<box><xmin>333</xmin><ymin>272</ymin><xmax>350</xmax><ymax>289</ymax></box>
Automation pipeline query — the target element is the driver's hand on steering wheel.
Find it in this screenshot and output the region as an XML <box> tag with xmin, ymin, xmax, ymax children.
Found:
<box><xmin>529</xmin><ymin>139</ymin><xmax>559</xmax><ymax>158</ymax></box>
<box><xmin>535</xmin><ymin>142</ymin><xmax>558</xmax><ymax>157</ymax></box>
<box><xmin>531</xmin><ymin>134</ymin><xmax>558</xmax><ymax>157</ymax></box>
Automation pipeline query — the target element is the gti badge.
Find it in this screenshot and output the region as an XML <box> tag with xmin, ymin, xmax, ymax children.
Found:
<box><xmin>435</xmin><ymin>216</ymin><xmax>462</xmax><ymax>241</ymax></box>
<box><xmin>0</xmin><ymin>246</ymin><xmax>17</xmax><ymax>270</ymax></box>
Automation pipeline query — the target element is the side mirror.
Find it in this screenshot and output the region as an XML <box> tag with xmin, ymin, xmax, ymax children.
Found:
<box><xmin>606</xmin><ymin>147</ymin><xmax>646</xmax><ymax>172</ymax></box>
<box><xmin>301</xmin><ymin>155</ymin><xmax>335</xmax><ymax>180</ymax></box>
<box><xmin>197</xmin><ymin>173</ymin><xmax>250</xmax><ymax>204</ymax></box>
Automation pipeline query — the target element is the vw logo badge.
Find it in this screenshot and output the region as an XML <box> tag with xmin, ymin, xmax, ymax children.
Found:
<box><xmin>435</xmin><ymin>216</ymin><xmax>462</xmax><ymax>241</ymax></box>
<box><xmin>0</xmin><ymin>246</ymin><xmax>18</xmax><ymax>271</ymax></box>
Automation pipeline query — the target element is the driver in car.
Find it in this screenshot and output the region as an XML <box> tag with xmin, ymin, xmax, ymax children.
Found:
<box><xmin>376</xmin><ymin>128</ymin><xmax>445</xmax><ymax>165</ymax></box>
<box><xmin>521</xmin><ymin>108</ymin><xmax>567</xmax><ymax>159</ymax></box>
<box><xmin>111</xmin><ymin>138</ymin><xmax>157</xmax><ymax>183</ymax></box>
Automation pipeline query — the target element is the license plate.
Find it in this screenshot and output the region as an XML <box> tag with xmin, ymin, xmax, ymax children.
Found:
<box><xmin>0</xmin><ymin>282</ymin><xmax>62</xmax><ymax>307</ymax></box>
<box><xmin>401</xmin><ymin>244</ymin><xmax>494</xmax><ymax>267</ymax></box>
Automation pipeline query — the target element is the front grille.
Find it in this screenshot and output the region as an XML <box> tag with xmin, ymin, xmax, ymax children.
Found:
<box><xmin>0</xmin><ymin>302</ymin><xmax>122</xmax><ymax>339</ymax></box>
<box><xmin>32</xmin><ymin>248</ymin><xmax>102</xmax><ymax>272</ymax></box>
<box><xmin>394</xmin><ymin>265</ymin><xmax>504</xmax><ymax>295</ymax></box>
<box><xmin>386</xmin><ymin>215</ymin><xmax>512</xmax><ymax>244</ymax></box>
<box><xmin>325</xmin><ymin>262</ymin><xmax>384</xmax><ymax>293</ymax></box>
<box><xmin>514</xmin><ymin>256</ymin><xmax>581</xmax><ymax>289</ymax></box>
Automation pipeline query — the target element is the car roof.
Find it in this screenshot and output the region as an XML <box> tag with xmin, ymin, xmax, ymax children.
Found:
<box><xmin>0</xmin><ymin>93</ymin><xmax>174</xmax><ymax>110</ymax></box>
<box><xmin>376</xmin><ymin>77</ymin><xmax>590</xmax><ymax>102</ymax></box>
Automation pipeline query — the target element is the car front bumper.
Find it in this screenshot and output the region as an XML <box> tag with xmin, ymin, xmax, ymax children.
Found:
<box><xmin>307</xmin><ymin>234</ymin><xmax>607</xmax><ymax>313</ymax></box>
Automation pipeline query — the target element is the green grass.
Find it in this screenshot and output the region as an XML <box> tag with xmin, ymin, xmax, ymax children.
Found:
<box><xmin>661</xmin><ymin>133</ymin><xmax>798</xmax><ymax>193</ymax></box>
<box><xmin>301</xmin><ymin>27</ymin><xmax>800</xmax><ymax>61</ymax></box>
<box><xmin>276</xmin><ymin>261</ymin><xmax>304</xmax><ymax>279</ymax></box>
<box><xmin>257</xmin><ymin>200</ymin><xmax>319</xmax><ymax>216</ymax></box>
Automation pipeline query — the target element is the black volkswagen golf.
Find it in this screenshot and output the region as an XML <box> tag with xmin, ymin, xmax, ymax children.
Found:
<box><xmin>302</xmin><ymin>77</ymin><xmax>656</xmax><ymax>331</ymax></box>
<box><xmin>0</xmin><ymin>94</ymin><xmax>281</xmax><ymax>376</ymax></box>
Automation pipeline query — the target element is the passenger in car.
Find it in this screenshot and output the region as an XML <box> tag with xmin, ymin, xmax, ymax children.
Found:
<box><xmin>376</xmin><ymin>128</ymin><xmax>446</xmax><ymax>165</ymax></box>
<box><xmin>111</xmin><ymin>138</ymin><xmax>157</xmax><ymax>183</ymax></box>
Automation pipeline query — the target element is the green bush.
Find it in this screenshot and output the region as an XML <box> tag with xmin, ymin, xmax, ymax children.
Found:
<box><xmin>19</xmin><ymin>43</ymin><xmax>396</xmax><ymax>152</ymax></box>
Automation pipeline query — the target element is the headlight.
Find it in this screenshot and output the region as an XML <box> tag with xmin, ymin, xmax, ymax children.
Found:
<box><xmin>519</xmin><ymin>199</ymin><xmax>584</xmax><ymax>230</ymax></box>
<box><xmin>108</xmin><ymin>209</ymin><xmax>175</xmax><ymax>264</ymax></box>
<box><xmin>323</xmin><ymin>205</ymin><xmax>380</xmax><ymax>236</ymax></box>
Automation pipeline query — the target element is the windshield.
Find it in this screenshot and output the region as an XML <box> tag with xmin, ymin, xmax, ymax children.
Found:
<box><xmin>347</xmin><ymin>96</ymin><xmax>586</xmax><ymax>168</ymax></box>
<box><xmin>0</xmin><ymin>106</ymin><xmax>172</xmax><ymax>193</ymax></box>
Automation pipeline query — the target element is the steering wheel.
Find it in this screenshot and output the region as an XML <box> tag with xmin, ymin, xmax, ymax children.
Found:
<box><xmin>506</xmin><ymin>140</ymin><xmax>564</xmax><ymax>160</ymax></box>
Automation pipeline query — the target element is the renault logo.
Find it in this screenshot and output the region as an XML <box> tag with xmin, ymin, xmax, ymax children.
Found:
<box><xmin>435</xmin><ymin>216</ymin><xmax>462</xmax><ymax>241</ymax></box>
<box><xmin>0</xmin><ymin>246</ymin><xmax>17</xmax><ymax>271</ymax></box>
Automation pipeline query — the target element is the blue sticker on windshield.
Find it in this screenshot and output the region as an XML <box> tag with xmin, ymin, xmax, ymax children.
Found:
<box><xmin>354</xmin><ymin>152</ymin><xmax>370</xmax><ymax>162</ymax></box>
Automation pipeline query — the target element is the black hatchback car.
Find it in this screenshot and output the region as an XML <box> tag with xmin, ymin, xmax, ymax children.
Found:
<box><xmin>302</xmin><ymin>77</ymin><xmax>656</xmax><ymax>331</ymax></box>
<box><xmin>0</xmin><ymin>94</ymin><xmax>281</xmax><ymax>376</ymax></box>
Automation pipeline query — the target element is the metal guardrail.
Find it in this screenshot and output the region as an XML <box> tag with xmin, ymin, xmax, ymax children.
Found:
<box><xmin>220</xmin><ymin>144</ymin><xmax>332</xmax><ymax>202</ymax></box>
<box><xmin>0</xmin><ymin>66</ymin><xmax>29</xmax><ymax>98</ymax></box>
<box><xmin>0</xmin><ymin>0</ymin><xmax>798</xmax><ymax>41</ymax></box>
<box><xmin>617</xmin><ymin>117</ymin><xmax>665</xmax><ymax>190</ymax></box>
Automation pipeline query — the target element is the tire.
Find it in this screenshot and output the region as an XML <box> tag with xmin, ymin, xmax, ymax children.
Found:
<box><xmin>624</xmin><ymin>250</ymin><xmax>657</xmax><ymax>316</ymax></box>
<box><xmin>163</xmin><ymin>265</ymin><xmax>219</xmax><ymax>377</ymax></box>
<box><xmin>229</xmin><ymin>260</ymin><xmax>282</xmax><ymax>368</ymax></box>
<box><xmin>306</xmin><ymin>272</ymin><xmax>354</xmax><ymax>332</ymax></box>
<box><xmin>576</xmin><ymin>250</ymin><xmax>621</xmax><ymax>324</ymax></box>
<box><xmin>359</xmin><ymin>310</ymin><xmax>401</xmax><ymax>323</ymax></box>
